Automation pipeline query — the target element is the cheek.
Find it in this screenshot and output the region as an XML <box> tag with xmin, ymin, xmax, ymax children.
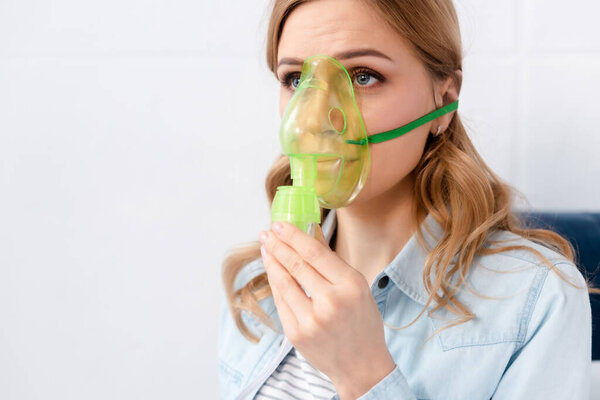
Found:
<box><xmin>351</xmin><ymin>83</ymin><xmax>432</xmax><ymax>201</ymax></box>
<box><xmin>373</xmin><ymin>134</ymin><xmax>424</xmax><ymax>181</ymax></box>
<box><xmin>355</xmin><ymin>127</ymin><xmax>429</xmax><ymax>201</ymax></box>
<box><xmin>358</xmin><ymin>81</ymin><xmax>431</xmax><ymax>137</ymax></box>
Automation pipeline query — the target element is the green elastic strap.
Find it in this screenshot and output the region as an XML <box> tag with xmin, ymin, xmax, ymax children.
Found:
<box><xmin>346</xmin><ymin>100</ymin><xmax>459</xmax><ymax>145</ymax></box>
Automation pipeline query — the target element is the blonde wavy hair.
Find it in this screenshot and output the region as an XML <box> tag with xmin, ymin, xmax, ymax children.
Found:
<box><xmin>221</xmin><ymin>0</ymin><xmax>600</xmax><ymax>345</ymax></box>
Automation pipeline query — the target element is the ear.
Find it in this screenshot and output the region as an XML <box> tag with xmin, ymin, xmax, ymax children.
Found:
<box><xmin>431</xmin><ymin>69</ymin><xmax>462</xmax><ymax>134</ymax></box>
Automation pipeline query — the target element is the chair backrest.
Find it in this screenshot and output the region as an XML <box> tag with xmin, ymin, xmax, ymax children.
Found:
<box><xmin>515</xmin><ymin>211</ymin><xmax>600</xmax><ymax>360</ymax></box>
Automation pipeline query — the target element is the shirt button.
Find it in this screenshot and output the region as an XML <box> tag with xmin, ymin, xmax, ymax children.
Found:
<box><xmin>377</xmin><ymin>275</ymin><xmax>389</xmax><ymax>289</ymax></box>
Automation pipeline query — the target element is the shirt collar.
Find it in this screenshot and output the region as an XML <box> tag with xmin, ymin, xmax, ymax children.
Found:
<box><xmin>321</xmin><ymin>208</ymin><xmax>445</xmax><ymax>308</ymax></box>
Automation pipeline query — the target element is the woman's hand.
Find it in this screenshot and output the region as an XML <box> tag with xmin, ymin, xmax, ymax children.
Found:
<box><xmin>259</xmin><ymin>221</ymin><xmax>396</xmax><ymax>399</ymax></box>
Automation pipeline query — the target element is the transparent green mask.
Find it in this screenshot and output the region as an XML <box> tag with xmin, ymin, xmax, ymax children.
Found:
<box><xmin>271</xmin><ymin>55</ymin><xmax>458</xmax><ymax>232</ymax></box>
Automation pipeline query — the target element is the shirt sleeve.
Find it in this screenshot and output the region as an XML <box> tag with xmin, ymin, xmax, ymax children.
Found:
<box><xmin>491</xmin><ymin>261</ymin><xmax>592</xmax><ymax>399</ymax></box>
<box><xmin>330</xmin><ymin>364</ymin><xmax>417</xmax><ymax>400</ymax></box>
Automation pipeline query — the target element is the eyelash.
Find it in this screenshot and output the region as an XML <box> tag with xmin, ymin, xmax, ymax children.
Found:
<box><xmin>279</xmin><ymin>66</ymin><xmax>385</xmax><ymax>91</ymax></box>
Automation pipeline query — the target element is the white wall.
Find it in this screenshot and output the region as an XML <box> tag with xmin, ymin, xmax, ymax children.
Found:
<box><xmin>456</xmin><ymin>0</ymin><xmax>600</xmax><ymax>210</ymax></box>
<box><xmin>0</xmin><ymin>0</ymin><xmax>598</xmax><ymax>399</ymax></box>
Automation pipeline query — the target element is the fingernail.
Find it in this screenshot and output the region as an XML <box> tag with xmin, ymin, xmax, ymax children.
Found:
<box><xmin>260</xmin><ymin>245</ymin><xmax>266</xmax><ymax>256</ymax></box>
<box><xmin>272</xmin><ymin>222</ymin><xmax>283</xmax><ymax>235</ymax></box>
<box><xmin>259</xmin><ymin>231</ymin><xmax>267</xmax><ymax>243</ymax></box>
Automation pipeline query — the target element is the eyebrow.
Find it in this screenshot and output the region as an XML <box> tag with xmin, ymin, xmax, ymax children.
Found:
<box><xmin>277</xmin><ymin>48</ymin><xmax>393</xmax><ymax>69</ymax></box>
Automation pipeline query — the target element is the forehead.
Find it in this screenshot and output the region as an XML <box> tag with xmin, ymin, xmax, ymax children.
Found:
<box><xmin>277</xmin><ymin>0</ymin><xmax>411</xmax><ymax>66</ymax></box>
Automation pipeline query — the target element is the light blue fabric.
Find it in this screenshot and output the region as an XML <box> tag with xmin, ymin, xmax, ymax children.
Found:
<box><xmin>218</xmin><ymin>209</ymin><xmax>592</xmax><ymax>400</ymax></box>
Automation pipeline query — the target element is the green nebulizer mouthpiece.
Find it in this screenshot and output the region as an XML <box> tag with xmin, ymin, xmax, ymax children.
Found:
<box><xmin>271</xmin><ymin>155</ymin><xmax>321</xmax><ymax>235</ymax></box>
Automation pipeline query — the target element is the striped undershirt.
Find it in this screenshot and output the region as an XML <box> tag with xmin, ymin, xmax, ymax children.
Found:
<box><xmin>254</xmin><ymin>346</ymin><xmax>337</xmax><ymax>400</ymax></box>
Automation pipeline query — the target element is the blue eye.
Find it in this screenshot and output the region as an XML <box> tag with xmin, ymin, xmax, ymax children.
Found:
<box><xmin>355</xmin><ymin>72</ymin><xmax>378</xmax><ymax>87</ymax></box>
<box><xmin>279</xmin><ymin>73</ymin><xmax>302</xmax><ymax>90</ymax></box>
<box><xmin>291</xmin><ymin>76</ymin><xmax>301</xmax><ymax>89</ymax></box>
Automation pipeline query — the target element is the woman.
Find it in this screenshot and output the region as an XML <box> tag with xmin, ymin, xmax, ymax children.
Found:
<box><xmin>219</xmin><ymin>0</ymin><xmax>598</xmax><ymax>399</ymax></box>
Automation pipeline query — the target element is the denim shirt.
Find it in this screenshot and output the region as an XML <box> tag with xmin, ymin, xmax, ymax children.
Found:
<box><xmin>218</xmin><ymin>209</ymin><xmax>592</xmax><ymax>400</ymax></box>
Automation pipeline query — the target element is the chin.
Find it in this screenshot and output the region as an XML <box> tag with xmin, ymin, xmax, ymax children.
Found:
<box><xmin>340</xmin><ymin>185</ymin><xmax>376</xmax><ymax>209</ymax></box>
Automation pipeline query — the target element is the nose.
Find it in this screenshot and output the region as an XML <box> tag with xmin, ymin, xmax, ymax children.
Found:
<box><xmin>296</xmin><ymin>83</ymin><xmax>336</xmax><ymax>138</ymax></box>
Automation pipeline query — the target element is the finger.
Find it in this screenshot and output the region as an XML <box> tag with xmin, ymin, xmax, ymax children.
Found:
<box><xmin>262</xmin><ymin>247</ymin><xmax>299</xmax><ymax>336</ymax></box>
<box><xmin>270</xmin><ymin>221</ymin><xmax>345</xmax><ymax>284</ymax></box>
<box><xmin>263</xmin><ymin>230</ymin><xmax>331</xmax><ymax>296</ymax></box>
<box><xmin>268</xmin><ymin>275</ymin><xmax>301</xmax><ymax>341</ymax></box>
<box><xmin>272</xmin><ymin>284</ymin><xmax>299</xmax><ymax>341</ymax></box>
<box><xmin>261</xmin><ymin>244</ymin><xmax>313</xmax><ymax>319</ymax></box>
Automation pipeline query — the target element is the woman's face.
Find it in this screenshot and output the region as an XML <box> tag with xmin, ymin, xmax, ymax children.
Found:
<box><xmin>276</xmin><ymin>0</ymin><xmax>443</xmax><ymax>206</ymax></box>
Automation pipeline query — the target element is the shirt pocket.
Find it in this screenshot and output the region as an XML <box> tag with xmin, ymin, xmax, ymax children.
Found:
<box><xmin>428</xmin><ymin>264</ymin><xmax>547</xmax><ymax>351</ymax></box>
